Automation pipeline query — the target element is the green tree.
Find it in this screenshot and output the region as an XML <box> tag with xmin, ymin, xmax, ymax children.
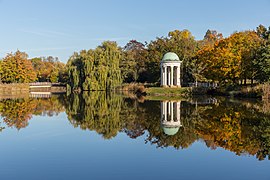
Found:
<box><xmin>256</xmin><ymin>24</ymin><xmax>270</xmax><ymax>40</ymax></box>
<box><xmin>67</xmin><ymin>52</ymin><xmax>84</xmax><ymax>91</ymax></box>
<box><xmin>253</xmin><ymin>43</ymin><xmax>270</xmax><ymax>82</ymax></box>
<box><xmin>121</xmin><ymin>40</ymin><xmax>148</xmax><ymax>82</ymax></box>
<box><xmin>67</xmin><ymin>41</ymin><xmax>122</xmax><ymax>91</ymax></box>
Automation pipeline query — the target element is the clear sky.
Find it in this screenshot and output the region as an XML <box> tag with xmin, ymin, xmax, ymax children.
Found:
<box><xmin>0</xmin><ymin>0</ymin><xmax>270</xmax><ymax>62</ymax></box>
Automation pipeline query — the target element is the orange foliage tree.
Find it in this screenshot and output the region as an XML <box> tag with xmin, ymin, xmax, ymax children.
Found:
<box><xmin>0</xmin><ymin>51</ymin><xmax>36</xmax><ymax>83</ymax></box>
<box><xmin>196</xmin><ymin>31</ymin><xmax>262</xmax><ymax>85</ymax></box>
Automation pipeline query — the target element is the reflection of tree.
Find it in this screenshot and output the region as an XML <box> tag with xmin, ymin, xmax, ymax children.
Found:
<box><xmin>65</xmin><ymin>92</ymin><xmax>123</xmax><ymax>139</ymax></box>
<box><xmin>33</xmin><ymin>95</ymin><xmax>66</xmax><ymax>116</ymax></box>
<box><xmin>0</xmin><ymin>96</ymin><xmax>65</xmax><ymax>130</ymax></box>
<box><xmin>0</xmin><ymin>123</ymin><xmax>5</xmax><ymax>132</ymax></box>
<box><xmin>192</xmin><ymin>100</ymin><xmax>270</xmax><ymax>161</ymax></box>
<box><xmin>120</xmin><ymin>99</ymin><xmax>146</xmax><ymax>139</ymax></box>
<box><xmin>0</xmin><ymin>98</ymin><xmax>36</xmax><ymax>129</ymax></box>
<box><xmin>120</xmin><ymin>98</ymin><xmax>270</xmax><ymax>161</ymax></box>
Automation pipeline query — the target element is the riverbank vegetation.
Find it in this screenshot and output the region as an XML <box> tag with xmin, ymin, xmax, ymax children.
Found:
<box><xmin>0</xmin><ymin>24</ymin><xmax>270</xmax><ymax>97</ymax></box>
<box><xmin>61</xmin><ymin>24</ymin><xmax>270</xmax><ymax>96</ymax></box>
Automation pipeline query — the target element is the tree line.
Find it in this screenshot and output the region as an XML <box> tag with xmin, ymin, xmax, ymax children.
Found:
<box><xmin>0</xmin><ymin>24</ymin><xmax>269</xmax><ymax>89</ymax></box>
<box><xmin>67</xmin><ymin>24</ymin><xmax>270</xmax><ymax>90</ymax></box>
<box><xmin>0</xmin><ymin>51</ymin><xmax>67</xmax><ymax>83</ymax></box>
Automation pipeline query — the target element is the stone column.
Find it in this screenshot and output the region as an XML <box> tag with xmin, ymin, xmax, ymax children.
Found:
<box><xmin>161</xmin><ymin>101</ymin><xmax>164</xmax><ymax>121</ymax></box>
<box><xmin>170</xmin><ymin>101</ymin><xmax>174</xmax><ymax>121</ymax></box>
<box><xmin>173</xmin><ymin>66</ymin><xmax>177</xmax><ymax>86</ymax></box>
<box><xmin>164</xmin><ymin>66</ymin><xmax>167</xmax><ymax>86</ymax></box>
<box><xmin>170</xmin><ymin>66</ymin><xmax>174</xmax><ymax>86</ymax></box>
<box><xmin>168</xmin><ymin>100</ymin><xmax>170</xmax><ymax>118</ymax></box>
<box><xmin>176</xmin><ymin>101</ymin><xmax>180</xmax><ymax>123</ymax></box>
<box><xmin>176</xmin><ymin>65</ymin><xmax>181</xmax><ymax>87</ymax></box>
<box><xmin>164</xmin><ymin>101</ymin><xmax>167</xmax><ymax>121</ymax></box>
<box><xmin>168</xmin><ymin>66</ymin><xmax>170</xmax><ymax>86</ymax></box>
<box><xmin>160</xmin><ymin>66</ymin><xmax>163</xmax><ymax>86</ymax></box>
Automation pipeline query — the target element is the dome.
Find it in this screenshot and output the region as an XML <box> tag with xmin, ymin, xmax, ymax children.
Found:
<box><xmin>162</xmin><ymin>52</ymin><xmax>180</xmax><ymax>62</ymax></box>
<box><xmin>162</xmin><ymin>127</ymin><xmax>180</xmax><ymax>136</ymax></box>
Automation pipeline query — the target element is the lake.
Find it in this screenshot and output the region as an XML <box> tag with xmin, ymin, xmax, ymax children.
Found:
<box><xmin>0</xmin><ymin>92</ymin><xmax>269</xmax><ymax>180</ymax></box>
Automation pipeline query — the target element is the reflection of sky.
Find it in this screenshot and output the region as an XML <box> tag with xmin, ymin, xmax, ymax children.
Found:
<box><xmin>0</xmin><ymin>112</ymin><xmax>269</xmax><ymax>180</ymax></box>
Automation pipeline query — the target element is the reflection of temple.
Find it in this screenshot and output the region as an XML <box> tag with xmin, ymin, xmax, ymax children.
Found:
<box><xmin>161</xmin><ymin>101</ymin><xmax>182</xmax><ymax>136</ymax></box>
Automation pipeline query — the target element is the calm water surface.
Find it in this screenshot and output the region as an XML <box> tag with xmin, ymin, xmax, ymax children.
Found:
<box><xmin>0</xmin><ymin>92</ymin><xmax>269</xmax><ymax>180</ymax></box>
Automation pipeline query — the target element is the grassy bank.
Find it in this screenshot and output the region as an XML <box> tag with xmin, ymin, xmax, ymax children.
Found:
<box><xmin>145</xmin><ymin>85</ymin><xmax>266</xmax><ymax>99</ymax></box>
<box><xmin>208</xmin><ymin>85</ymin><xmax>263</xmax><ymax>98</ymax></box>
<box><xmin>118</xmin><ymin>83</ymin><xmax>270</xmax><ymax>100</ymax></box>
<box><xmin>146</xmin><ymin>87</ymin><xmax>190</xmax><ymax>97</ymax></box>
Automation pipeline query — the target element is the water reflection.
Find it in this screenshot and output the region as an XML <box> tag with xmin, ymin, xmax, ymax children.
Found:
<box><xmin>65</xmin><ymin>92</ymin><xmax>122</xmax><ymax>139</ymax></box>
<box><xmin>161</xmin><ymin>101</ymin><xmax>182</xmax><ymax>136</ymax></box>
<box><xmin>0</xmin><ymin>95</ymin><xmax>65</xmax><ymax>130</ymax></box>
<box><xmin>0</xmin><ymin>93</ymin><xmax>270</xmax><ymax>161</ymax></box>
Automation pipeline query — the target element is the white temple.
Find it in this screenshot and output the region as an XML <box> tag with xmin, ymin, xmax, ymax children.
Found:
<box><xmin>160</xmin><ymin>52</ymin><xmax>182</xmax><ymax>87</ymax></box>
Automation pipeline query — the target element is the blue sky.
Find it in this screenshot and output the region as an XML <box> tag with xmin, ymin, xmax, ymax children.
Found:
<box><xmin>0</xmin><ymin>0</ymin><xmax>270</xmax><ymax>62</ymax></box>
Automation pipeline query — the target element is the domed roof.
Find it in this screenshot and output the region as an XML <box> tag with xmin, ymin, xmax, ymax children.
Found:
<box><xmin>162</xmin><ymin>52</ymin><xmax>180</xmax><ymax>62</ymax></box>
<box><xmin>163</xmin><ymin>127</ymin><xmax>180</xmax><ymax>136</ymax></box>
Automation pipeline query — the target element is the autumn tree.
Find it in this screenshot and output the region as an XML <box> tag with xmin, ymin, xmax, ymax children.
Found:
<box><xmin>199</xmin><ymin>29</ymin><xmax>223</xmax><ymax>48</ymax></box>
<box><xmin>196</xmin><ymin>31</ymin><xmax>263</xmax><ymax>85</ymax></box>
<box><xmin>229</xmin><ymin>31</ymin><xmax>262</xmax><ymax>85</ymax></box>
<box><xmin>0</xmin><ymin>51</ymin><xmax>36</xmax><ymax>83</ymax></box>
<box><xmin>30</xmin><ymin>56</ymin><xmax>67</xmax><ymax>83</ymax></box>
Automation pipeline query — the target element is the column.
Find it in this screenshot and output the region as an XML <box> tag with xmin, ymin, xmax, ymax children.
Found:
<box><xmin>170</xmin><ymin>102</ymin><xmax>174</xmax><ymax>121</ymax></box>
<box><xmin>160</xmin><ymin>66</ymin><xmax>163</xmax><ymax>86</ymax></box>
<box><xmin>168</xmin><ymin>66</ymin><xmax>170</xmax><ymax>86</ymax></box>
<box><xmin>161</xmin><ymin>101</ymin><xmax>164</xmax><ymax>121</ymax></box>
<box><xmin>170</xmin><ymin>66</ymin><xmax>174</xmax><ymax>86</ymax></box>
<box><xmin>176</xmin><ymin>66</ymin><xmax>180</xmax><ymax>87</ymax></box>
<box><xmin>174</xmin><ymin>67</ymin><xmax>176</xmax><ymax>85</ymax></box>
<box><xmin>164</xmin><ymin>66</ymin><xmax>167</xmax><ymax>86</ymax></box>
<box><xmin>164</xmin><ymin>101</ymin><xmax>167</xmax><ymax>121</ymax></box>
<box><xmin>168</xmin><ymin>101</ymin><xmax>170</xmax><ymax>118</ymax></box>
<box><xmin>176</xmin><ymin>101</ymin><xmax>180</xmax><ymax>123</ymax></box>
<box><xmin>164</xmin><ymin>66</ymin><xmax>166</xmax><ymax>86</ymax></box>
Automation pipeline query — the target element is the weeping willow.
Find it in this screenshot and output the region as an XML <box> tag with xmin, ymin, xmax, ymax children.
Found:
<box><xmin>67</xmin><ymin>41</ymin><xmax>122</xmax><ymax>91</ymax></box>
